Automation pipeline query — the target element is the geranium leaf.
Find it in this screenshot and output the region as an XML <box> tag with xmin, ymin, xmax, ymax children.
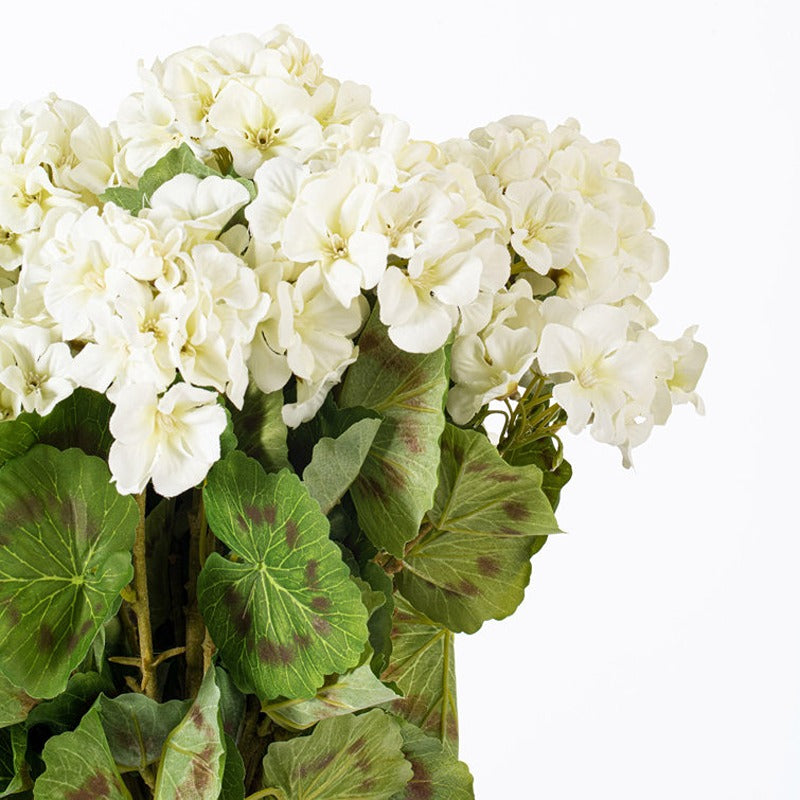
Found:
<box><xmin>98</xmin><ymin>694</ymin><xmax>190</xmax><ymax>772</ymax></box>
<box><xmin>0</xmin><ymin>724</ymin><xmax>31</xmax><ymax>797</ymax></box>
<box><xmin>361</xmin><ymin>562</ymin><xmax>395</xmax><ymax>675</ymax></box>
<box><xmin>260</xmin><ymin>708</ymin><xmax>412</xmax><ymax>800</ymax></box>
<box><xmin>99</xmin><ymin>186</ymin><xmax>146</xmax><ymax>214</ymax></box>
<box><xmin>381</xmin><ymin>594</ymin><xmax>459</xmax><ymax>756</ymax></box>
<box><xmin>0</xmin><ymin>445</ymin><xmax>137</xmax><ymax>699</ymax></box>
<box><xmin>138</xmin><ymin>144</ymin><xmax>219</xmax><ymax>200</ymax></box>
<box><xmin>228</xmin><ymin>389</ymin><xmax>289</xmax><ymax>473</ymax></box>
<box><xmin>35</xmin><ymin>704</ymin><xmax>131</xmax><ymax>799</ymax></box>
<box><xmin>340</xmin><ymin>308</ymin><xmax>447</xmax><ymax>557</ymax></box>
<box><xmin>302</xmin><ymin>417</ymin><xmax>381</xmax><ymax>513</ymax></box>
<box><xmin>504</xmin><ymin>435</ymin><xmax>572</xmax><ymax>512</ymax></box>
<box><xmin>396</xmin><ymin>424</ymin><xmax>560</xmax><ymax>633</ymax></box>
<box><xmin>153</xmin><ymin>665</ymin><xmax>224</xmax><ymax>800</ymax></box>
<box><xmin>389</xmin><ymin>719</ymin><xmax>474</xmax><ymax>800</ymax></box>
<box><xmin>263</xmin><ymin>663</ymin><xmax>401</xmax><ymax>731</ymax></box>
<box><xmin>199</xmin><ymin>452</ymin><xmax>368</xmax><ymax>700</ymax></box>
<box><xmin>0</xmin><ymin>674</ymin><xmax>37</xmax><ymax>729</ymax></box>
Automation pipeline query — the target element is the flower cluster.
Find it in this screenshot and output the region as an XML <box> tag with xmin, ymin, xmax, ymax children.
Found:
<box><xmin>0</xmin><ymin>28</ymin><xmax>705</xmax><ymax>496</ymax></box>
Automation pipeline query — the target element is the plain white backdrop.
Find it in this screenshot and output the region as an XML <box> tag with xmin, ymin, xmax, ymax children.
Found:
<box><xmin>2</xmin><ymin>1</ymin><xmax>798</xmax><ymax>797</ymax></box>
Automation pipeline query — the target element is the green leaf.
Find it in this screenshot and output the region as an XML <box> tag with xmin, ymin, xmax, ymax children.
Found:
<box><xmin>361</xmin><ymin>562</ymin><xmax>395</xmax><ymax>676</ymax></box>
<box><xmin>97</xmin><ymin>694</ymin><xmax>190</xmax><ymax>772</ymax></box>
<box><xmin>396</xmin><ymin>424</ymin><xmax>560</xmax><ymax>633</ymax></box>
<box><xmin>389</xmin><ymin>719</ymin><xmax>474</xmax><ymax>800</ymax></box>
<box><xmin>0</xmin><ymin>725</ymin><xmax>31</xmax><ymax>797</ymax></box>
<box><xmin>228</xmin><ymin>389</ymin><xmax>289</xmax><ymax>473</ymax></box>
<box><xmin>99</xmin><ymin>186</ymin><xmax>146</xmax><ymax>214</ymax></box>
<box><xmin>261</xmin><ymin>708</ymin><xmax>412</xmax><ymax>800</ymax></box>
<box><xmin>138</xmin><ymin>144</ymin><xmax>219</xmax><ymax>201</ymax></box>
<box><xmin>0</xmin><ymin>675</ymin><xmax>37</xmax><ymax>729</ymax></box>
<box><xmin>504</xmin><ymin>436</ymin><xmax>572</xmax><ymax>512</ymax></box>
<box><xmin>263</xmin><ymin>663</ymin><xmax>401</xmax><ymax>731</ymax></box>
<box><xmin>198</xmin><ymin>453</ymin><xmax>368</xmax><ymax>700</ymax></box>
<box><xmin>215</xmin><ymin>668</ymin><xmax>246</xmax><ymax>743</ymax></box>
<box><xmin>382</xmin><ymin>594</ymin><xmax>459</xmax><ymax>757</ymax></box>
<box><xmin>219</xmin><ymin>406</ymin><xmax>239</xmax><ymax>459</ymax></box>
<box><xmin>302</xmin><ymin>417</ymin><xmax>382</xmax><ymax>514</ymax></box>
<box><xmin>219</xmin><ymin>734</ymin><xmax>244</xmax><ymax>800</ymax></box>
<box><xmin>35</xmin><ymin>704</ymin><xmax>131</xmax><ymax>799</ymax></box>
<box><xmin>153</xmin><ymin>665</ymin><xmax>224</xmax><ymax>800</ymax></box>
<box><xmin>0</xmin><ymin>445</ymin><xmax>138</xmax><ymax>699</ymax></box>
<box><xmin>340</xmin><ymin>309</ymin><xmax>448</xmax><ymax>557</ymax></box>
<box><xmin>0</xmin><ymin>389</ymin><xmax>113</xmax><ymax>469</ymax></box>
<box><xmin>26</xmin><ymin>672</ymin><xmax>111</xmax><ymax>734</ymax></box>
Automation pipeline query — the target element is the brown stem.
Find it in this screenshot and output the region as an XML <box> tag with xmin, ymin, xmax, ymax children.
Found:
<box><xmin>132</xmin><ymin>491</ymin><xmax>157</xmax><ymax>700</ymax></box>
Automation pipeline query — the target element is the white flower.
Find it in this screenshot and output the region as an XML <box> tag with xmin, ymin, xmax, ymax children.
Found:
<box><xmin>504</xmin><ymin>179</ymin><xmax>580</xmax><ymax>274</ymax></box>
<box><xmin>207</xmin><ymin>78</ymin><xmax>323</xmax><ymax>177</ymax></box>
<box><xmin>0</xmin><ymin>324</ymin><xmax>74</xmax><ymax>415</ymax></box>
<box><xmin>377</xmin><ymin>225</ymin><xmax>482</xmax><ymax>353</ymax></box>
<box><xmin>282</xmin><ymin>167</ymin><xmax>389</xmax><ymax>305</ymax></box>
<box><xmin>537</xmin><ymin>299</ymin><xmax>653</xmax><ymax>439</ymax></box>
<box><xmin>108</xmin><ymin>382</ymin><xmax>227</xmax><ymax>497</ymax></box>
<box><xmin>246</xmin><ymin>157</ymin><xmax>307</xmax><ymax>245</ymax></box>
<box><xmin>145</xmin><ymin>174</ymin><xmax>251</xmax><ymax>244</ymax></box>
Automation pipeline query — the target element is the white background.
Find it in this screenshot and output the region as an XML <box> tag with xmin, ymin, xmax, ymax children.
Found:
<box><xmin>3</xmin><ymin>1</ymin><xmax>798</xmax><ymax>797</ymax></box>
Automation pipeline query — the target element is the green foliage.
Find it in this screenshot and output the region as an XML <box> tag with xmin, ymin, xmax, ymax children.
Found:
<box><xmin>27</xmin><ymin>672</ymin><xmax>112</xmax><ymax>734</ymax></box>
<box><xmin>0</xmin><ymin>674</ymin><xmax>37</xmax><ymax>729</ymax></box>
<box><xmin>390</xmin><ymin>719</ymin><xmax>474</xmax><ymax>800</ymax></box>
<box><xmin>382</xmin><ymin>594</ymin><xmax>459</xmax><ymax>756</ymax></box>
<box><xmin>199</xmin><ymin>453</ymin><xmax>368</xmax><ymax>700</ymax></box>
<box><xmin>340</xmin><ymin>308</ymin><xmax>448</xmax><ymax>557</ymax></box>
<box><xmin>0</xmin><ymin>445</ymin><xmax>137</xmax><ymax>699</ymax></box>
<box><xmin>219</xmin><ymin>735</ymin><xmax>244</xmax><ymax>800</ymax></box>
<box><xmin>153</xmin><ymin>667</ymin><xmax>224</xmax><ymax>800</ymax></box>
<box><xmin>396</xmin><ymin>424</ymin><xmax>559</xmax><ymax>633</ymax></box>
<box><xmin>228</xmin><ymin>388</ymin><xmax>290</xmax><ymax>473</ymax></box>
<box><xmin>35</xmin><ymin>704</ymin><xmax>131</xmax><ymax>799</ymax></box>
<box><xmin>0</xmin><ymin>725</ymin><xmax>31</xmax><ymax>797</ymax></box>
<box><xmin>260</xmin><ymin>709</ymin><xmax>413</xmax><ymax>799</ymax></box>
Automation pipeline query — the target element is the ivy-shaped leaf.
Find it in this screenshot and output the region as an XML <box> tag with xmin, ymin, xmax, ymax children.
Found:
<box><xmin>153</xmin><ymin>666</ymin><xmax>224</xmax><ymax>800</ymax></box>
<box><xmin>98</xmin><ymin>694</ymin><xmax>190</xmax><ymax>772</ymax></box>
<box><xmin>340</xmin><ymin>308</ymin><xmax>447</xmax><ymax>557</ymax></box>
<box><xmin>0</xmin><ymin>674</ymin><xmax>37</xmax><ymax>729</ymax></box>
<box><xmin>302</xmin><ymin>417</ymin><xmax>382</xmax><ymax>514</ymax></box>
<box><xmin>396</xmin><ymin>424</ymin><xmax>560</xmax><ymax>633</ymax></box>
<box><xmin>229</xmin><ymin>389</ymin><xmax>290</xmax><ymax>473</ymax></box>
<box><xmin>199</xmin><ymin>453</ymin><xmax>368</xmax><ymax>700</ymax></box>
<box><xmin>35</xmin><ymin>703</ymin><xmax>131</xmax><ymax>799</ymax></box>
<box><xmin>0</xmin><ymin>725</ymin><xmax>30</xmax><ymax>797</ymax></box>
<box><xmin>219</xmin><ymin>734</ymin><xmax>245</xmax><ymax>800</ymax></box>
<box><xmin>0</xmin><ymin>445</ymin><xmax>137</xmax><ymax>699</ymax></box>
<box><xmin>263</xmin><ymin>663</ymin><xmax>401</xmax><ymax>731</ymax></box>
<box><xmin>27</xmin><ymin>671</ymin><xmax>112</xmax><ymax>734</ymax></box>
<box><xmin>382</xmin><ymin>594</ymin><xmax>459</xmax><ymax>757</ymax></box>
<box><xmin>389</xmin><ymin>719</ymin><xmax>474</xmax><ymax>800</ymax></box>
<box><xmin>260</xmin><ymin>709</ymin><xmax>413</xmax><ymax>800</ymax></box>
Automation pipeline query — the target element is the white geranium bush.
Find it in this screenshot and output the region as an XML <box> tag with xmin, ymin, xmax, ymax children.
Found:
<box><xmin>0</xmin><ymin>27</ymin><xmax>705</xmax><ymax>800</ymax></box>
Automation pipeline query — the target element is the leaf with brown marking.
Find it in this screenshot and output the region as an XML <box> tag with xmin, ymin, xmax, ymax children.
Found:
<box><xmin>0</xmin><ymin>724</ymin><xmax>31</xmax><ymax>797</ymax></box>
<box><xmin>381</xmin><ymin>595</ymin><xmax>459</xmax><ymax>757</ymax></box>
<box><xmin>389</xmin><ymin>719</ymin><xmax>474</xmax><ymax>800</ymax></box>
<box><xmin>199</xmin><ymin>452</ymin><xmax>368</xmax><ymax>701</ymax></box>
<box><xmin>340</xmin><ymin>308</ymin><xmax>448</xmax><ymax>557</ymax></box>
<box><xmin>396</xmin><ymin>424</ymin><xmax>560</xmax><ymax>633</ymax></box>
<box><xmin>0</xmin><ymin>673</ymin><xmax>38</xmax><ymax>728</ymax></box>
<box><xmin>35</xmin><ymin>703</ymin><xmax>131</xmax><ymax>799</ymax></box>
<box><xmin>260</xmin><ymin>708</ymin><xmax>413</xmax><ymax>799</ymax></box>
<box><xmin>153</xmin><ymin>665</ymin><xmax>224</xmax><ymax>800</ymax></box>
<box><xmin>0</xmin><ymin>445</ymin><xmax>137</xmax><ymax>699</ymax></box>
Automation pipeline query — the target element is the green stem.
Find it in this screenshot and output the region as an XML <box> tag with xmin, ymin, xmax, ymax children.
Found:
<box><xmin>131</xmin><ymin>491</ymin><xmax>157</xmax><ymax>700</ymax></box>
<box><xmin>245</xmin><ymin>789</ymin><xmax>286</xmax><ymax>800</ymax></box>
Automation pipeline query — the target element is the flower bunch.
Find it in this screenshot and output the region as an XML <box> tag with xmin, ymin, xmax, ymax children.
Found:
<box><xmin>0</xmin><ymin>28</ymin><xmax>705</xmax><ymax>800</ymax></box>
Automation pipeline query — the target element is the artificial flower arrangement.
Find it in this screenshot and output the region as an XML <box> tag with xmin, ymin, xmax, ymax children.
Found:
<box><xmin>0</xmin><ymin>27</ymin><xmax>705</xmax><ymax>799</ymax></box>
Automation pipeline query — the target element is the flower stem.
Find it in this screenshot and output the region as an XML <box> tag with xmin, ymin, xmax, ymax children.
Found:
<box><xmin>244</xmin><ymin>789</ymin><xmax>286</xmax><ymax>800</ymax></box>
<box><xmin>132</xmin><ymin>491</ymin><xmax>157</xmax><ymax>700</ymax></box>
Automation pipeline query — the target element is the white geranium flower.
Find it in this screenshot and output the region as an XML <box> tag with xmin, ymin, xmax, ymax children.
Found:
<box><xmin>109</xmin><ymin>382</ymin><xmax>227</xmax><ymax>497</ymax></box>
<box><xmin>0</xmin><ymin>324</ymin><xmax>74</xmax><ymax>415</ymax></box>
<box><xmin>282</xmin><ymin>167</ymin><xmax>389</xmax><ymax>305</ymax></box>
<box><xmin>537</xmin><ymin>300</ymin><xmax>653</xmax><ymax>438</ymax></box>
<box><xmin>208</xmin><ymin>78</ymin><xmax>323</xmax><ymax>177</ymax></box>
<box><xmin>246</xmin><ymin>157</ymin><xmax>307</xmax><ymax>245</ymax></box>
<box><xmin>377</xmin><ymin>225</ymin><xmax>482</xmax><ymax>353</ymax></box>
<box><xmin>145</xmin><ymin>174</ymin><xmax>251</xmax><ymax>244</ymax></box>
<box><xmin>504</xmin><ymin>179</ymin><xmax>580</xmax><ymax>274</ymax></box>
